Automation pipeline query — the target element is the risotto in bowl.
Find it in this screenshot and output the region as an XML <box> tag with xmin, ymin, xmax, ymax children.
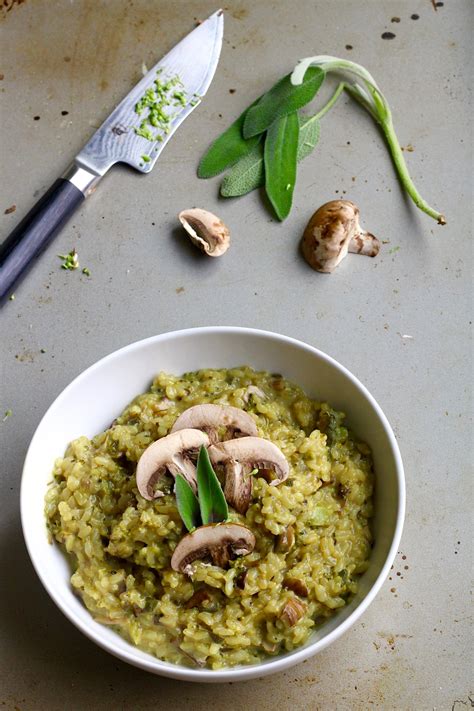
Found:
<box><xmin>21</xmin><ymin>328</ymin><xmax>404</xmax><ymax>681</ymax></box>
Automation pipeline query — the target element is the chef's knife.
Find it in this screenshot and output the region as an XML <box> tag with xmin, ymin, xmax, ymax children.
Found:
<box><xmin>0</xmin><ymin>10</ymin><xmax>224</xmax><ymax>302</ymax></box>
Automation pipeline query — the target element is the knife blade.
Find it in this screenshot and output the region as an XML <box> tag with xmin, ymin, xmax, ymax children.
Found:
<box><xmin>0</xmin><ymin>10</ymin><xmax>224</xmax><ymax>302</ymax></box>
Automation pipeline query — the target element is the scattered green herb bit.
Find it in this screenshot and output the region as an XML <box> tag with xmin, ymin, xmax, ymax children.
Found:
<box><xmin>9</xmin><ymin>294</ymin><xmax>15</xmax><ymax>301</ymax></box>
<box><xmin>196</xmin><ymin>445</ymin><xmax>228</xmax><ymax>524</ymax></box>
<box><xmin>40</xmin><ymin>348</ymin><xmax>46</xmax><ymax>353</ymax></box>
<box><xmin>264</xmin><ymin>112</ymin><xmax>300</xmax><ymax>220</ymax></box>
<box><xmin>58</xmin><ymin>249</ymin><xmax>79</xmax><ymax>270</ymax></box>
<box><xmin>389</xmin><ymin>245</ymin><xmax>400</xmax><ymax>254</ymax></box>
<box><xmin>291</xmin><ymin>56</ymin><xmax>445</xmax><ymax>224</ymax></box>
<box><xmin>82</xmin><ymin>267</ymin><xmax>91</xmax><ymax>276</ymax></box>
<box><xmin>198</xmin><ymin>99</ymin><xmax>262</xmax><ymax>178</ymax></box>
<box><xmin>2</xmin><ymin>409</ymin><xmax>12</xmax><ymax>422</ymax></box>
<box><xmin>141</xmin><ymin>154</ymin><xmax>151</xmax><ymax>163</ymax></box>
<box><xmin>243</xmin><ymin>67</ymin><xmax>324</xmax><ymax>138</ymax></box>
<box><xmin>175</xmin><ymin>474</ymin><xmax>202</xmax><ymax>532</ymax></box>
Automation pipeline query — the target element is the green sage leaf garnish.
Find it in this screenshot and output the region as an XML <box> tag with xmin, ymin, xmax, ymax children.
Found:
<box><xmin>196</xmin><ymin>445</ymin><xmax>228</xmax><ymax>525</ymax></box>
<box><xmin>220</xmin><ymin>114</ymin><xmax>320</xmax><ymax>197</ymax></box>
<box><xmin>242</xmin><ymin>67</ymin><xmax>324</xmax><ymax>139</ymax></box>
<box><xmin>197</xmin><ymin>100</ymin><xmax>261</xmax><ymax>178</ymax></box>
<box><xmin>264</xmin><ymin>112</ymin><xmax>300</xmax><ymax>220</ymax></box>
<box><xmin>175</xmin><ymin>474</ymin><xmax>202</xmax><ymax>532</ymax></box>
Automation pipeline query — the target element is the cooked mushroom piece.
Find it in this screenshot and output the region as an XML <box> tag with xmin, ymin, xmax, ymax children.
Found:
<box><xmin>242</xmin><ymin>385</ymin><xmax>266</xmax><ymax>404</ymax></box>
<box><xmin>136</xmin><ymin>428</ymin><xmax>210</xmax><ymax>500</ymax></box>
<box><xmin>170</xmin><ymin>523</ymin><xmax>256</xmax><ymax>575</ymax></box>
<box><xmin>208</xmin><ymin>437</ymin><xmax>290</xmax><ymax>514</ymax></box>
<box><xmin>178</xmin><ymin>208</ymin><xmax>230</xmax><ymax>257</ymax></box>
<box><xmin>301</xmin><ymin>200</ymin><xmax>381</xmax><ymax>273</ymax></box>
<box><xmin>280</xmin><ymin>598</ymin><xmax>307</xmax><ymax>627</ymax></box>
<box><xmin>171</xmin><ymin>403</ymin><xmax>258</xmax><ymax>444</ymax></box>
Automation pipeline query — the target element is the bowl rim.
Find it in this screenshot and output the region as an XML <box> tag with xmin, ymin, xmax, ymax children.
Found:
<box><xmin>20</xmin><ymin>326</ymin><xmax>405</xmax><ymax>682</ymax></box>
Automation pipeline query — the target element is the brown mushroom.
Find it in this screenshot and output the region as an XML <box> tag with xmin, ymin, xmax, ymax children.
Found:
<box><xmin>178</xmin><ymin>208</ymin><xmax>230</xmax><ymax>257</ymax></box>
<box><xmin>171</xmin><ymin>403</ymin><xmax>258</xmax><ymax>444</ymax></box>
<box><xmin>208</xmin><ymin>437</ymin><xmax>290</xmax><ymax>514</ymax></box>
<box><xmin>136</xmin><ymin>428</ymin><xmax>209</xmax><ymax>500</ymax></box>
<box><xmin>170</xmin><ymin>523</ymin><xmax>256</xmax><ymax>575</ymax></box>
<box><xmin>301</xmin><ymin>200</ymin><xmax>380</xmax><ymax>273</ymax></box>
<box><xmin>283</xmin><ymin>577</ymin><xmax>309</xmax><ymax>597</ymax></box>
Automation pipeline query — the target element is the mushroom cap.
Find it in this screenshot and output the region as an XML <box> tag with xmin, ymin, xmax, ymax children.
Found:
<box><xmin>178</xmin><ymin>208</ymin><xmax>230</xmax><ymax>257</ymax></box>
<box><xmin>301</xmin><ymin>200</ymin><xmax>361</xmax><ymax>273</ymax></box>
<box><xmin>208</xmin><ymin>437</ymin><xmax>289</xmax><ymax>483</ymax></box>
<box><xmin>136</xmin><ymin>428</ymin><xmax>210</xmax><ymax>501</ymax></box>
<box><xmin>170</xmin><ymin>523</ymin><xmax>256</xmax><ymax>574</ymax></box>
<box><xmin>171</xmin><ymin>403</ymin><xmax>258</xmax><ymax>443</ymax></box>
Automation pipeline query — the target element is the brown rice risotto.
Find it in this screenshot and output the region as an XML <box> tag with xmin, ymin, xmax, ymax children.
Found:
<box><xmin>45</xmin><ymin>367</ymin><xmax>374</xmax><ymax>668</ymax></box>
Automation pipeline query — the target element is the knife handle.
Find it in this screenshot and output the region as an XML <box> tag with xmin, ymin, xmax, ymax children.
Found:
<box><xmin>0</xmin><ymin>178</ymin><xmax>84</xmax><ymax>302</ymax></box>
<box><xmin>0</xmin><ymin>163</ymin><xmax>102</xmax><ymax>302</ymax></box>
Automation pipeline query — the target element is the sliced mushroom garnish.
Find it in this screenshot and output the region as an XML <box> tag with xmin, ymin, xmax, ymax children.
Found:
<box><xmin>301</xmin><ymin>200</ymin><xmax>381</xmax><ymax>273</ymax></box>
<box><xmin>208</xmin><ymin>437</ymin><xmax>290</xmax><ymax>514</ymax></box>
<box><xmin>170</xmin><ymin>523</ymin><xmax>256</xmax><ymax>575</ymax></box>
<box><xmin>136</xmin><ymin>428</ymin><xmax>209</xmax><ymax>500</ymax></box>
<box><xmin>178</xmin><ymin>208</ymin><xmax>230</xmax><ymax>257</ymax></box>
<box><xmin>171</xmin><ymin>403</ymin><xmax>258</xmax><ymax>444</ymax></box>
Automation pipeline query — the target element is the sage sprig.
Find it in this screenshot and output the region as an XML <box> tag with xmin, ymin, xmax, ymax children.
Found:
<box><xmin>198</xmin><ymin>53</ymin><xmax>444</xmax><ymax>225</ymax></box>
<box><xmin>174</xmin><ymin>445</ymin><xmax>228</xmax><ymax>531</ymax></box>
<box><xmin>291</xmin><ymin>56</ymin><xmax>446</xmax><ymax>224</ymax></box>
<box><xmin>198</xmin><ymin>73</ymin><xmax>338</xmax><ymax>220</ymax></box>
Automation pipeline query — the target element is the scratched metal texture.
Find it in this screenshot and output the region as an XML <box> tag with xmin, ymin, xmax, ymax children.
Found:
<box><xmin>0</xmin><ymin>1</ymin><xmax>471</xmax><ymax>709</ymax></box>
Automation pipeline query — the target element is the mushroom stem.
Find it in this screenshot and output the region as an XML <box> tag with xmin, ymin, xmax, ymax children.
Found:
<box><xmin>348</xmin><ymin>230</ymin><xmax>380</xmax><ymax>257</ymax></box>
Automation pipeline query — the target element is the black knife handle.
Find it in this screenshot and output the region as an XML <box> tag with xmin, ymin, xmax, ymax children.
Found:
<box><xmin>0</xmin><ymin>178</ymin><xmax>85</xmax><ymax>302</ymax></box>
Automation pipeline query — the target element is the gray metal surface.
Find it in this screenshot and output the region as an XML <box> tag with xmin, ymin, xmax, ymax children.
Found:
<box><xmin>0</xmin><ymin>1</ymin><xmax>471</xmax><ymax>709</ymax></box>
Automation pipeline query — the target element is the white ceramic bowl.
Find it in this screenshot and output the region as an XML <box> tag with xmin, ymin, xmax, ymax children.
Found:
<box><xmin>21</xmin><ymin>327</ymin><xmax>405</xmax><ymax>682</ymax></box>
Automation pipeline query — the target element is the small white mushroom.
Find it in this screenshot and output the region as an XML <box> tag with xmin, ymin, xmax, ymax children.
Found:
<box><xmin>171</xmin><ymin>403</ymin><xmax>257</xmax><ymax>444</ymax></box>
<box><xmin>170</xmin><ymin>523</ymin><xmax>256</xmax><ymax>575</ymax></box>
<box><xmin>178</xmin><ymin>208</ymin><xmax>230</xmax><ymax>257</ymax></box>
<box><xmin>208</xmin><ymin>437</ymin><xmax>290</xmax><ymax>514</ymax></box>
<box><xmin>136</xmin><ymin>428</ymin><xmax>210</xmax><ymax>500</ymax></box>
<box><xmin>301</xmin><ymin>200</ymin><xmax>381</xmax><ymax>273</ymax></box>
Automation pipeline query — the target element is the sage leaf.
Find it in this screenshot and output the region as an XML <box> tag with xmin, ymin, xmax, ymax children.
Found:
<box><xmin>175</xmin><ymin>475</ymin><xmax>202</xmax><ymax>532</ymax></box>
<box><xmin>297</xmin><ymin>116</ymin><xmax>321</xmax><ymax>160</ymax></box>
<box><xmin>197</xmin><ymin>100</ymin><xmax>261</xmax><ymax>178</ymax></box>
<box><xmin>264</xmin><ymin>112</ymin><xmax>300</xmax><ymax>220</ymax></box>
<box><xmin>196</xmin><ymin>445</ymin><xmax>228</xmax><ymax>525</ymax></box>
<box><xmin>220</xmin><ymin>141</ymin><xmax>264</xmax><ymax>197</ymax></box>
<box><xmin>221</xmin><ymin>116</ymin><xmax>320</xmax><ymax>198</ymax></box>
<box><xmin>243</xmin><ymin>67</ymin><xmax>324</xmax><ymax>139</ymax></box>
